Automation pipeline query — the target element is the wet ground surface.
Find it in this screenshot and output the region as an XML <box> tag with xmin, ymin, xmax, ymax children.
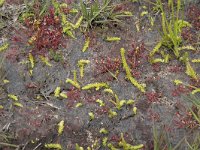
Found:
<box><xmin>0</xmin><ymin>0</ymin><xmax>200</xmax><ymax>150</ymax></box>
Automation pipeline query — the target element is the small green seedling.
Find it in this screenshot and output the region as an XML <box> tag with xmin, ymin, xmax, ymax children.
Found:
<box><xmin>102</xmin><ymin>137</ymin><xmax>108</xmax><ymax>147</ymax></box>
<box><xmin>78</xmin><ymin>59</ymin><xmax>90</xmax><ymax>78</ymax></box>
<box><xmin>96</xmin><ymin>99</ymin><xmax>105</xmax><ymax>107</ymax></box>
<box><xmin>108</xmin><ymin>109</ymin><xmax>117</xmax><ymax>118</ymax></box>
<box><xmin>58</xmin><ymin>120</ymin><xmax>64</xmax><ymax>135</ymax></box>
<box><xmin>75</xmin><ymin>144</ymin><xmax>84</xmax><ymax>150</ymax></box>
<box><xmin>75</xmin><ymin>103</ymin><xmax>83</xmax><ymax>108</ymax></box>
<box><xmin>13</xmin><ymin>102</ymin><xmax>23</xmax><ymax>108</ymax></box>
<box><xmin>118</xmin><ymin>133</ymin><xmax>144</xmax><ymax>150</ymax></box>
<box><xmin>82</xmin><ymin>38</ymin><xmax>90</xmax><ymax>52</ymax></box>
<box><xmin>82</xmin><ymin>82</ymin><xmax>109</xmax><ymax>91</ymax></box>
<box><xmin>105</xmin><ymin>37</ymin><xmax>121</xmax><ymax>42</ymax></box>
<box><xmin>99</xmin><ymin>128</ymin><xmax>108</xmax><ymax>134</ymax></box>
<box><xmin>8</xmin><ymin>94</ymin><xmax>18</xmax><ymax>101</ymax></box>
<box><xmin>89</xmin><ymin>112</ymin><xmax>95</xmax><ymax>121</ymax></box>
<box><xmin>54</xmin><ymin>87</ymin><xmax>61</xmax><ymax>97</ymax></box>
<box><xmin>45</xmin><ymin>143</ymin><xmax>62</xmax><ymax>150</ymax></box>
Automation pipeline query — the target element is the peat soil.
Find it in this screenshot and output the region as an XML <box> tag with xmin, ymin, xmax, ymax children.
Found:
<box><xmin>0</xmin><ymin>0</ymin><xmax>200</xmax><ymax>150</ymax></box>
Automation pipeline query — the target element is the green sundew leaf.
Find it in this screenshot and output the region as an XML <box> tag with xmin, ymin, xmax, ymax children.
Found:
<box><xmin>78</xmin><ymin>59</ymin><xmax>90</xmax><ymax>78</ymax></box>
<box><xmin>0</xmin><ymin>105</ymin><xmax>3</xmax><ymax>109</ymax></box>
<box><xmin>179</xmin><ymin>52</ymin><xmax>189</xmax><ymax>63</ymax></box>
<box><xmin>54</xmin><ymin>87</ymin><xmax>61</xmax><ymax>97</ymax></box>
<box><xmin>151</xmin><ymin>58</ymin><xmax>165</xmax><ymax>63</ymax></box>
<box><xmin>119</xmin><ymin>133</ymin><xmax>144</xmax><ymax>149</ymax></box>
<box><xmin>19</xmin><ymin>12</ymin><xmax>34</xmax><ymax>21</ymax></box>
<box><xmin>29</xmin><ymin>53</ymin><xmax>34</xmax><ymax>68</ymax></box>
<box><xmin>163</xmin><ymin>54</ymin><xmax>170</xmax><ymax>63</ymax></box>
<box><xmin>63</xmin><ymin>29</ymin><xmax>75</xmax><ymax>38</ymax></box>
<box><xmin>75</xmin><ymin>103</ymin><xmax>83</xmax><ymax>108</ymax></box>
<box><xmin>107</xmin><ymin>143</ymin><xmax>118</xmax><ymax>150</ymax></box>
<box><xmin>3</xmin><ymin>79</ymin><xmax>9</xmax><ymax>84</ymax></box>
<box><xmin>192</xmin><ymin>88</ymin><xmax>200</xmax><ymax>95</ymax></box>
<box><xmin>87</xmin><ymin>147</ymin><xmax>91</xmax><ymax>150</ymax></box>
<box><xmin>177</xmin><ymin>20</ymin><xmax>192</xmax><ymax>30</ymax></box>
<box><xmin>73</xmin><ymin>70</ymin><xmax>77</xmax><ymax>82</ymax></box>
<box><xmin>105</xmin><ymin>37</ymin><xmax>121</xmax><ymax>42</ymax></box>
<box><xmin>140</xmin><ymin>11</ymin><xmax>148</xmax><ymax>17</ymax></box>
<box><xmin>99</xmin><ymin>128</ymin><xmax>108</xmax><ymax>134</ymax></box>
<box><xmin>79</xmin><ymin>65</ymin><xmax>84</xmax><ymax>78</ymax></box>
<box><xmin>121</xmin><ymin>48</ymin><xmax>145</xmax><ymax>93</ymax></box>
<box><xmin>82</xmin><ymin>38</ymin><xmax>90</xmax><ymax>52</ymax></box>
<box><xmin>66</xmin><ymin>78</ymin><xmax>80</xmax><ymax>89</ymax></box>
<box><xmin>102</xmin><ymin>137</ymin><xmax>108</xmax><ymax>147</ymax></box>
<box><xmin>133</xmin><ymin>106</ymin><xmax>137</xmax><ymax>115</ymax></box>
<box><xmin>150</xmin><ymin>41</ymin><xmax>162</xmax><ymax>57</ymax></box>
<box><xmin>0</xmin><ymin>43</ymin><xmax>9</xmax><ymax>52</ymax></box>
<box><xmin>58</xmin><ymin>120</ymin><xmax>64</xmax><ymax>135</ymax></box>
<box><xmin>8</xmin><ymin>94</ymin><xmax>18</xmax><ymax>101</ymax></box>
<box><xmin>60</xmin><ymin>92</ymin><xmax>68</xmax><ymax>99</ymax></box>
<box><xmin>123</xmin><ymin>11</ymin><xmax>133</xmax><ymax>16</ymax></box>
<box><xmin>177</xmin><ymin>45</ymin><xmax>195</xmax><ymax>51</ymax></box>
<box><xmin>117</xmin><ymin>100</ymin><xmax>126</xmax><ymax>110</ymax></box>
<box><xmin>104</xmin><ymin>88</ymin><xmax>114</xmax><ymax>95</ymax></box>
<box><xmin>82</xmin><ymin>82</ymin><xmax>109</xmax><ymax>91</ymax></box>
<box><xmin>0</xmin><ymin>0</ymin><xmax>5</xmax><ymax>7</ymax></box>
<box><xmin>174</xmin><ymin>79</ymin><xmax>183</xmax><ymax>85</ymax></box>
<box><xmin>161</xmin><ymin>13</ymin><xmax>167</xmax><ymax>36</ymax></box>
<box><xmin>132</xmin><ymin>144</ymin><xmax>144</xmax><ymax>149</ymax></box>
<box><xmin>74</xmin><ymin>16</ymin><xmax>83</xmax><ymax>29</ymax></box>
<box><xmin>40</xmin><ymin>56</ymin><xmax>52</xmax><ymax>67</ymax></box>
<box><xmin>70</xmin><ymin>8</ymin><xmax>78</xmax><ymax>13</ymax></box>
<box><xmin>126</xmin><ymin>99</ymin><xmax>135</xmax><ymax>105</ymax></box>
<box><xmin>96</xmin><ymin>99</ymin><xmax>105</xmax><ymax>107</ymax></box>
<box><xmin>108</xmin><ymin>109</ymin><xmax>117</xmax><ymax>118</ymax></box>
<box><xmin>45</xmin><ymin>143</ymin><xmax>62</xmax><ymax>149</ymax></box>
<box><xmin>75</xmin><ymin>143</ymin><xmax>84</xmax><ymax>150</ymax></box>
<box><xmin>192</xmin><ymin>59</ymin><xmax>200</xmax><ymax>63</ymax></box>
<box><xmin>13</xmin><ymin>102</ymin><xmax>23</xmax><ymax>107</ymax></box>
<box><xmin>60</xmin><ymin>3</ymin><xmax>68</xmax><ymax>8</ymax></box>
<box><xmin>52</xmin><ymin>0</ymin><xmax>63</xmax><ymax>15</ymax></box>
<box><xmin>88</xmin><ymin>112</ymin><xmax>95</xmax><ymax>121</ymax></box>
<box><xmin>149</xmin><ymin>16</ymin><xmax>155</xmax><ymax>27</ymax></box>
<box><xmin>29</xmin><ymin>69</ymin><xmax>33</xmax><ymax>76</ymax></box>
<box><xmin>186</xmin><ymin>62</ymin><xmax>198</xmax><ymax>80</ymax></box>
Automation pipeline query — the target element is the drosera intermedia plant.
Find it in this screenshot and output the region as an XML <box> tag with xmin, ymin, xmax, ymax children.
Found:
<box><xmin>79</xmin><ymin>0</ymin><xmax>133</xmax><ymax>30</ymax></box>
<box><xmin>118</xmin><ymin>133</ymin><xmax>144</xmax><ymax>150</ymax></box>
<box><xmin>45</xmin><ymin>143</ymin><xmax>62</xmax><ymax>150</ymax></box>
<box><xmin>149</xmin><ymin>0</ymin><xmax>199</xmax><ymax>81</ymax></box>
<box><xmin>104</xmin><ymin>88</ymin><xmax>126</xmax><ymax>110</ymax></box>
<box><xmin>149</xmin><ymin>0</ymin><xmax>194</xmax><ymax>60</ymax></box>
<box><xmin>78</xmin><ymin>59</ymin><xmax>90</xmax><ymax>78</ymax></box>
<box><xmin>66</xmin><ymin>70</ymin><xmax>81</xmax><ymax>89</ymax></box>
<box><xmin>57</xmin><ymin>120</ymin><xmax>64</xmax><ymax>135</ymax></box>
<box><xmin>120</xmin><ymin>48</ymin><xmax>146</xmax><ymax>93</ymax></box>
<box><xmin>82</xmin><ymin>82</ymin><xmax>109</xmax><ymax>91</ymax></box>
